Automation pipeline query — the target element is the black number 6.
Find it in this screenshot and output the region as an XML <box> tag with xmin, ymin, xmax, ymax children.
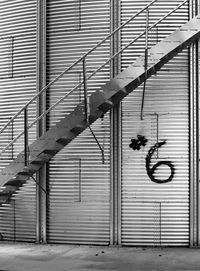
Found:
<box><xmin>145</xmin><ymin>141</ymin><xmax>175</xmax><ymax>184</ymax></box>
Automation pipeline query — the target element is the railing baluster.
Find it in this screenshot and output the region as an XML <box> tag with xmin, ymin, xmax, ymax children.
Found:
<box><xmin>141</xmin><ymin>8</ymin><xmax>149</xmax><ymax>120</ymax></box>
<box><xmin>145</xmin><ymin>8</ymin><xmax>149</xmax><ymax>59</ymax></box>
<box><xmin>156</xmin><ymin>26</ymin><xmax>159</xmax><ymax>44</ymax></box>
<box><xmin>24</xmin><ymin>107</ymin><xmax>29</xmax><ymax>166</ymax></box>
<box><xmin>11</xmin><ymin>118</ymin><xmax>14</xmax><ymax>160</ymax></box>
<box><xmin>83</xmin><ymin>57</ymin><xmax>89</xmax><ymax>122</ymax></box>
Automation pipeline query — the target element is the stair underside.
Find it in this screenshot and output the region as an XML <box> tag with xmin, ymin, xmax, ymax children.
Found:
<box><xmin>0</xmin><ymin>15</ymin><xmax>200</xmax><ymax>203</ymax></box>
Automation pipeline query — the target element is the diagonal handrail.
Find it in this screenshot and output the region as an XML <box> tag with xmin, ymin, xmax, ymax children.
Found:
<box><xmin>0</xmin><ymin>0</ymin><xmax>158</xmax><ymax>136</ymax></box>
<box><xmin>0</xmin><ymin>0</ymin><xmax>188</xmax><ymax>158</ymax></box>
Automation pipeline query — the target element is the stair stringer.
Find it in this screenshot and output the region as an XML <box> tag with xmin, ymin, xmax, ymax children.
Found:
<box><xmin>0</xmin><ymin>14</ymin><xmax>200</xmax><ymax>204</ymax></box>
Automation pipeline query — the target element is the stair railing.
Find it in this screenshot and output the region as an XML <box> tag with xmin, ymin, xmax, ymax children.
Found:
<box><xmin>0</xmin><ymin>0</ymin><xmax>188</xmax><ymax>164</ymax></box>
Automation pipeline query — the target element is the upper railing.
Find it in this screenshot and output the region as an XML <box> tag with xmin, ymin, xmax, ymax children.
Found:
<box><xmin>0</xmin><ymin>0</ymin><xmax>188</xmax><ymax>165</ymax></box>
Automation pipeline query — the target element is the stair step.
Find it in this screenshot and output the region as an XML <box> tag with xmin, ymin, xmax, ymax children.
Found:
<box><xmin>14</xmin><ymin>174</ymin><xmax>31</xmax><ymax>181</ymax></box>
<box><xmin>27</xmin><ymin>162</ymin><xmax>42</xmax><ymax>172</ymax></box>
<box><xmin>88</xmin><ymin>115</ymin><xmax>98</xmax><ymax>124</ymax></box>
<box><xmin>70</xmin><ymin>124</ymin><xmax>86</xmax><ymax>135</ymax></box>
<box><xmin>0</xmin><ymin>185</ymin><xmax>16</xmax><ymax>204</ymax></box>
<box><xmin>38</xmin><ymin>149</ymin><xmax>58</xmax><ymax>159</ymax></box>
<box><xmin>0</xmin><ymin>194</ymin><xmax>10</xmax><ymax>203</ymax></box>
<box><xmin>6</xmin><ymin>179</ymin><xmax>26</xmax><ymax>187</ymax></box>
<box><xmin>44</xmin><ymin>149</ymin><xmax>58</xmax><ymax>156</ymax></box>
<box><xmin>18</xmin><ymin>171</ymin><xmax>34</xmax><ymax>177</ymax></box>
<box><xmin>2</xmin><ymin>185</ymin><xmax>18</xmax><ymax>193</ymax></box>
<box><xmin>31</xmin><ymin>160</ymin><xmax>45</xmax><ymax>165</ymax></box>
<box><xmin>98</xmin><ymin>100</ymin><xmax>113</xmax><ymax>112</ymax></box>
<box><xmin>56</xmin><ymin>137</ymin><xmax>72</xmax><ymax>147</ymax></box>
<box><xmin>110</xmin><ymin>89</ymin><xmax>128</xmax><ymax>105</ymax></box>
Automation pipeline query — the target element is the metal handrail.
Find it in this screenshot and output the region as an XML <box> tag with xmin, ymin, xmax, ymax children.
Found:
<box><xmin>0</xmin><ymin>0</ymin><xmax>188</xmax><ymax>157</ymax></box>
<box><xmin>0</xmin><ymin>0</ymin><xmax>158</xmax><ymax>136</ymax></box>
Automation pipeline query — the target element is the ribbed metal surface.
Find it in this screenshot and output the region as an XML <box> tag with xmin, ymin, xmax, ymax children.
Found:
<box><xmin>0</xmin><ymin>179</ymin><xmax>36</xmax><ymax>242</ymax></box>
<box><xmin>121</xmin><ymin>0</ymin><xmax>190</xmax><ymax>246</ymax></box>
<box><xmin>46</xmin><ymin>0</ymin><xmax>111</xmax><ymax>244</ymax></box>
<box><xmin>0</xmin><ymin>0</ymin><xmax>37</xmax><ymax>242</ymax></box>
<box><xmin>0</xmin><ymin>0</ymin><xmax>37</xmax><ymax>168</ymax></box>
<box><xmin>46</xmin><ymin>0</ymin><xmax>111</xmax><ymax>126</ymax></box>
<box><xmin>121</xmin><ymin>0</ymin><xmax>189</xmax><ymax>68</ymax></box>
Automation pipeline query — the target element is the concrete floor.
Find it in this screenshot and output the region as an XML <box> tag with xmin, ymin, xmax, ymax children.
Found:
<box><xmin>0</xmin><ymin>243</ymin><xmax>200</xmax><ymax>271</ymax></box>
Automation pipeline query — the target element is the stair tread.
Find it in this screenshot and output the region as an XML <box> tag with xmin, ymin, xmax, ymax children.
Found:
<box><xmin>56</xmin><ymin>137</ymin><xmax>72</xmax><ymax>146</ymax></box>
<box><xmin>38</xmin><ymin>149</ymin><xmax>58</xmax><ymax>157</ymax></box>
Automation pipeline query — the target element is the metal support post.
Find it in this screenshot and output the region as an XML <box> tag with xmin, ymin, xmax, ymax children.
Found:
<box><xmin>83</xmin><ymin>57</ymin><xmax>89</xmax><ymax>122</ymax></box>
<box><xmin>141</xmin><ymin>8</ymin><xmax>149</xmax><ymax>120</ymax></box>
<box><xmin>11</xmin><ymin>118</ymin><xmax>14</xmax><ymax>160</ymax></box>
<box><xmin>13</xmin><ymin>199</ymin><xmax>16</xmax><ymax>242</ymax></box>
<box><xmin>110</xmin><ymin>0</ymin><xmax>121</xmax><ymax>246</ymax></box>
<box><xmin>36</xmin><ymin>0</ymin><xmax>47</xmax><ymax>244</ymax></box>
<box><xmin>189</xmin><ymin>0</ymin><xmax>200</xmax><ymax>248</ymax></box>
<box><xmin>145</xmin><ymin>8</ymin><xmax>149</xmax><ymax>59</ymax></box>
<box><xmin>24</xmin><ymin>107</ymin><xmax>29</xmax><ymax>166</ymax></box>
<box><xmin>189</xmin><ymin>41</ymin><xmax>199</xmax><ymax>247</ymax></box>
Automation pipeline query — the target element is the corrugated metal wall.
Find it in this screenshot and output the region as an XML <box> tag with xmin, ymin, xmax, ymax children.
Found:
<box><xmin>46</xmin><ymin>0</ymin><xmax>111</xmax><ymax>244</ymax></box>
<box><xmin>121</xmin><ymin>0</ymin><xmax>190</xmax><ymax>246</ymax></box>
<box><xmin>0</xmin><ymin>180</ymin><xmax>36</xmax><ymax>242</ymax></box>
<box><xmin>0</xmin><ymin>0</ymin><xmax>193</xmax><ymax>246</ymax></box>
<box><xmin>0</xmin><ymin>0</ymin><xmax>37</xmax><ymax>242</ymax></box>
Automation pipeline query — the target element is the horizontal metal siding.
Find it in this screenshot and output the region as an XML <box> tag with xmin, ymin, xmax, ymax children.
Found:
<box><xmin>47</xmin><ymin>116</ymin><xmax>110</xmax><ymax>244</ymax></box>
<box><xmin>46</xmin><ymin>0</ymin><xmax>111</xmax><ymax>244</ymax></box>
<box><xmin>0</xmin><ymin>0</ymin><xmax>37</xmax><ymax>168</ymax></box>
<box><xmin>121</xmin><ymin>0</ymin><xmax>189</xmax><ymax>246</ymax></box>
<box><xmin>121</xmin><ymin>0</ymin><xmax>189</xmax><ymax>68</ymax></box>
<box><xmin>0</xmin><ymin>180</ymin><xmax>36</xmax><ymax>242</ymax></box>
<box><xmin>0</xmin><ymin>1</ymin><xmax>37</xmax><ymax>242</ymax></box>
<box><xmin>46</xmin><ymin>0</ymin><xmax>111</xmax><ymax>126</ymax></box>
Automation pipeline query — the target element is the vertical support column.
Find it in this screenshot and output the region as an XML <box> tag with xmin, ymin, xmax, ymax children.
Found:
<box><xmin>36</xmin><ymin>0</ymin><xmax>47</xmax><ymax>244</ymax></box>
<box><xmin>83</xmin><ymin>57</ymin><xmax>89</xmax><ymax>122</ymax></box>
<box><xmin>24</xmin><ymin>107</ymin><xmax>29</xmax><ymax>167</ymax></box>
<box><xmin>189</xmin><ymin>0</ymin><xmax>200</xmax><ymax>247</ymax></box>
<box><xmin>110</xmin><ymin>0</ymin><xmax>121</xmax><ymax>246</ymax></box>
<box><xmin>197</xmin><ymin>0</ymin><xmax>200</xmax><ymax>248</ymax></box>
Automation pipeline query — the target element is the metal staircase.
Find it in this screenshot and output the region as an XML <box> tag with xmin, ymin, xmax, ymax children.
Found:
<box><xmin>0</xmin><ymin>0</ymin><xmax>199</xmax><ymax>204</ymax></box>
